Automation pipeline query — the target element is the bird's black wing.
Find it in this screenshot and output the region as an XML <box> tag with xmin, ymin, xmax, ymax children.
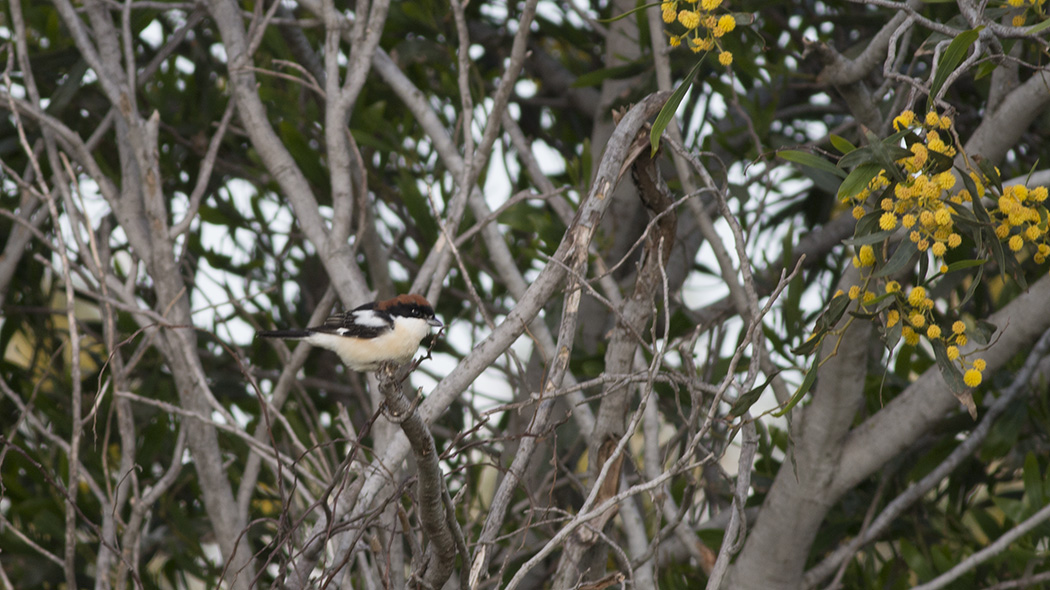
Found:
<box><xmin>311</xmin><ymin>308</ymin><xmax>392</xmax><ymax>339</ymax></box>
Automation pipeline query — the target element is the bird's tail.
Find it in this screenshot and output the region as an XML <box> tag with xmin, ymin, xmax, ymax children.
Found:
<box><xmin>257</xmin><ymin>329</ymin><xmax>311</xmax><ymax>339</ymax></box>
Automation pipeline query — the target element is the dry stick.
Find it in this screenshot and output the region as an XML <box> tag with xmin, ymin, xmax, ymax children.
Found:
<box><xmin>469</xmin><ymin>168</ymin><xmax>596</xmax><ymax>588</ymax></box>
<box><xmin>7</xmin><ymin>59</ymin><xmax>84</xmax><ymax>589</ymax></box>
<box><xmin>375</xmin><ymin>363</ymin><xmax>456</xmax><ymax>590</ymax></box>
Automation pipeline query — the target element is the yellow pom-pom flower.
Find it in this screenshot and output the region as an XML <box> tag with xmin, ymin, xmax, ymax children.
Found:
<box><xmin>662</xmin><ymin>2</ymin><xmax>677</xmax><ymax>22</ymax></box>
<box><xmin>678</xmin><ymin>10</ymin><xmax>700</xmax><ymax>28</ymax></box>
<box><xmin>947</xmin><ymin>345</ymin><xmax>960</xmax><ymax>361</ymax></box>
<box><xmin>927</xmin><ymin>325</ymin><xmax>942</xmax><ymax>339</ymax></box>
<box><xmin>893</xmin><ymin>110</ymin><xmax>915</xmax><ymax>131</ymax></box>
<box><xmin>973</xmin><ymin>358</ymin><xmax>987</xmax><ymax>371</ymax></box>
<box><xmin>1009</xmin><ymin>234</ymin><xmax>1024</xmax><ymax>252</ymax></box>
<box><xmin>880</xmin><ymin>212</ymin><xmax>898</xmax><ymax>230</ymax></box>
<box><xmin>903</xmin><ymin>326</ymin><xmax>920</xmax><ymax>346</ymax></box>
<box><xmin>908</xmin><ymin>286</ymin><xmax>927</xmax><ymax>307</ymax></box>
<box><xmin>964</xmin><ymin>368</ymin><xmax>983</xmax><ymax>387</ymax></box>
<box><xmin>858</xmin><ymin>245</ymin><xmax>875</xmax><ymax>267</ymax></box>
<box><xmin>718</xmin><ymin>51</ymin><xmax>733</xmax><ymax>66</ymax></box>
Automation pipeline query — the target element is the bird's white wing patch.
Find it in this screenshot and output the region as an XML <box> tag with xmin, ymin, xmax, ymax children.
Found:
<box><xmin>352</xmin><ymin>310</ymin><xmax>391</xmax><ymax>328</ymax></box>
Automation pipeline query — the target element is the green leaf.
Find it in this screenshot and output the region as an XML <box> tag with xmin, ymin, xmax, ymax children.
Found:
<box><xmin>976</xmin><ymin>157</ymin><xmax>1003</xmax><ymax>193</ymax></box>
<box><xmin>928</xmin><ymin>27</ymin><xmax>982</xmax><ymax>107</ymax></box>
<box><xmin>975</xmin><ymin>60</ymin><xmax>998</xmax><ymax>80</ymax></box>
<box><xmin>933</xmin><ymin>340</ymin><xmax>966</xmax><ymax>393</ymax></box>
<box><xmin>873</xmin><ymin>240</ymin><xmax>919</xmax><ymax>278</ymax></box>
<box><xmin>970</xmin><ymin>320</ymin><xmax>997</xmax><ymax>346</ymax></box>
<box><xmin>854</xmin><ymin>209</ymin><xmax>885</xmax><ymax>238</ymax></box>
<box><xmin>1026</xmin><ymin>17</ymin><xmax>1050</xmax><ymax>35</ymax></box>
<box><xmin>837</xmin><ymin>146</ymin><xmax>875</xmax><ymax>171</ymax></box>
<box><xmin>651</xmin><ymin>56</ymin><xmax>705</xmax><ymax>156</ymax></box>
<box><xmin>1022</xmin><ymin>452</ymin><xmax>1045</xmax><ymax>510</ymax></box>
<box><xmin>829</xmin><ymin>134</ymin><xmax>856</xmax><ymax>154</ymax></box>
<box><xmin>837</xmin><ymin>162</ymin><xmax>884</xmax><ymax>201</ymax></box>
<box><xmin>843</xmin><ymin>228</ymin><xmax>896</xmax><ymax>247</ymax></box>
<box><xmin>944</xmin><ymin>258</ymin><xmax>987</xmax><ymax>273</ymax></box>
<box><xmin>792</xmin><ymin>332</ymin><xmax>823</xmax><ymax>356</ymax></box>
<box><xmin>986</xmin><ymin>224</ymin><xmax>1007</xmax><ymax>278</ymax></box>
<box><xmin>729</xmin><ymin>371</ymin><xmax>781</xmax><ymax>418</ymax></box>
<box><xmin>961</xmin><ymin>168</ymin><xmax>992</xmax><ymax>224</ymax></box>
<box><xmin>960</xmin><ymin>263</ymin><xmax>984</xmax><ymax>308</ymax></box>
<box><xmin>773</xmin><ymin>359</ymin><xmax>817</xmax><ymax>417</ymax></box>
<box><xmin>780</xmin><ymin>150</ymin><xmax>847</xmax><ymax>178</ymax></box>
<box><xmin>817</xmin><ymin>293</ymin><xmax>851</xmax><ymax>331</ymax></box>
<box><xmin>884</xmin><ymin>316</ymin><xmax>903</xmax><ymax>350</ymax></box>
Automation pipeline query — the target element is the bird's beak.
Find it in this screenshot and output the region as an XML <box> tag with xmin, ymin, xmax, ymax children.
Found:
<box><xmin>428</xmin><ymin>318</ymin><xmax>443</xmax><ymax>328</ymax></box>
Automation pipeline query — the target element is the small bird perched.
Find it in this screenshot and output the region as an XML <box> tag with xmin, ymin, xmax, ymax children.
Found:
<box><xmin>258</xmin><ymin>294</ymin><xmax>442</xmax><ymax>372</ymax></box>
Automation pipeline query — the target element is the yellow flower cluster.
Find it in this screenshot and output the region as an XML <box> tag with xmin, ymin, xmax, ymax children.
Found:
<box><xmin>848</xmin><ymin>275</ymin><xmax>986</xmax><ymax>387</ymax></box>
<box><xmin>662</xmin><ymin>0</ymin><xmax>736</xmax><ymax>66</ymax></box>
<box><xmin>836</xmin><ymin>108</ymin><xmax>1050</xmax><ymax>388</ymax></box>
<box><xmin>847</xmin><ymin>109</ymin><xmax>1050</xmax><ymax>266</ymax></box>
<box><xmin>1005</xmin><ymin>0</ymin><xmax>1047</xmax><ymax>27</ymax></box>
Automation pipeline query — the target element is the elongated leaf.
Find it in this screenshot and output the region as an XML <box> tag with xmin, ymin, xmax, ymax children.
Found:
<box><xmin>817</xmin><ymin>293</ymin><xmax>851</xmax><ymax>331</ymax></box>
<box><xmin>945</xmin><ymin>258</ymin><xmax>987</xmax><ymax>273</ymax></box>
<box><xmin>970</xmin><ymin>320</ymin><xmax>998</xmax><ymax>346</ymax></box>
<box><xmin>976</xmin><ymin>156</ymin><xmax>1003</xmax><ymax>193</ymax></box>
<box><xmin>651</xmin><ymin>57</ymin><xmax>705</xmax><ymax>155</ymax></box>
<box><xmin>773</xmin><ymin>360</ymin><xmax>818</xmax><ymax>417</ymax></box>
<box><xmin>829</xmin><ymin>134</ymin><xmax>856</xmax><ymax>154</ymax></box>
<box><xmin>1026</xmin><ymin>17</ymin><xmax>1050</xmax><ymax>35</ymax></box>
<box><xmin>960</xmin><ymin>263</ymin><xmax>984</xmax><ymax>308</ymax></box>
<box><xmin>873</xmin><ymin>240</ymin><xmax>919</xmax><ymax>278</ymax></box>
<box><xmin>837</xmin><ymin>162</ymin><xmax>884</xmax><ymax>201</ymax></box>
<box><xmin>960</xmin><ymin>168</ymin><xmax>993</xmax><ymax>224</ymax></box>
<box><xmin>792</xmin><ymin>332</ymin><xmax>823</xmax><ymax>356</ymax></box>
<box><xmin>837</xmin><ymin>146</ymin><xmax>874</xmax><ymax>171</ymax></box>
<box><xmin>1022</xmin><ymin>452</ymin><xmax>1045</xmax><ymax>509</ymax></box>
<box><xmin>729</xmin><ymin>372</ymin><xmax>781</xmax><ymax>418</ymax></box>
<box><xmin>884</xmin><ymin>316</ymin><xmax>903</xmax><ymax>350</ymax></box>
<box><xmin>780</xmin><ymin>149</ymin><xmax>847</xmax><ymax>178</ymax></box>
<box><xmin>928</xmin><ymin>27</ymin><xmax>982</xmax><ymax>106</ymax></box>
<box><xmin>933</xmin><ymin>340</ymin><xmax>966</xmax><ymax>393</ymax></box>
<box><xmin>843</xmin><ymin>228</ymin><xmax>896</xmax><ymax>247</ymax></box>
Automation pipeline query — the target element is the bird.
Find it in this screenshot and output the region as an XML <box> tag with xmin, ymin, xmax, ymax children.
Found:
<box><xmin>257</xmin><ymin>294</ymin><xmax>442</xmax><ymax>372</ymax></box>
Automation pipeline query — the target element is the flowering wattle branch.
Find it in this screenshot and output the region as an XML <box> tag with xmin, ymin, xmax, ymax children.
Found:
<box><xmin>660</xmin><ymin>0</ymin><xmax>737</xmax><ymax>66</ymax></box>
<box><xmin>793</xmin><ymin>109</ymin><xmax>1050</xmax><ymax>399</ymax></box>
